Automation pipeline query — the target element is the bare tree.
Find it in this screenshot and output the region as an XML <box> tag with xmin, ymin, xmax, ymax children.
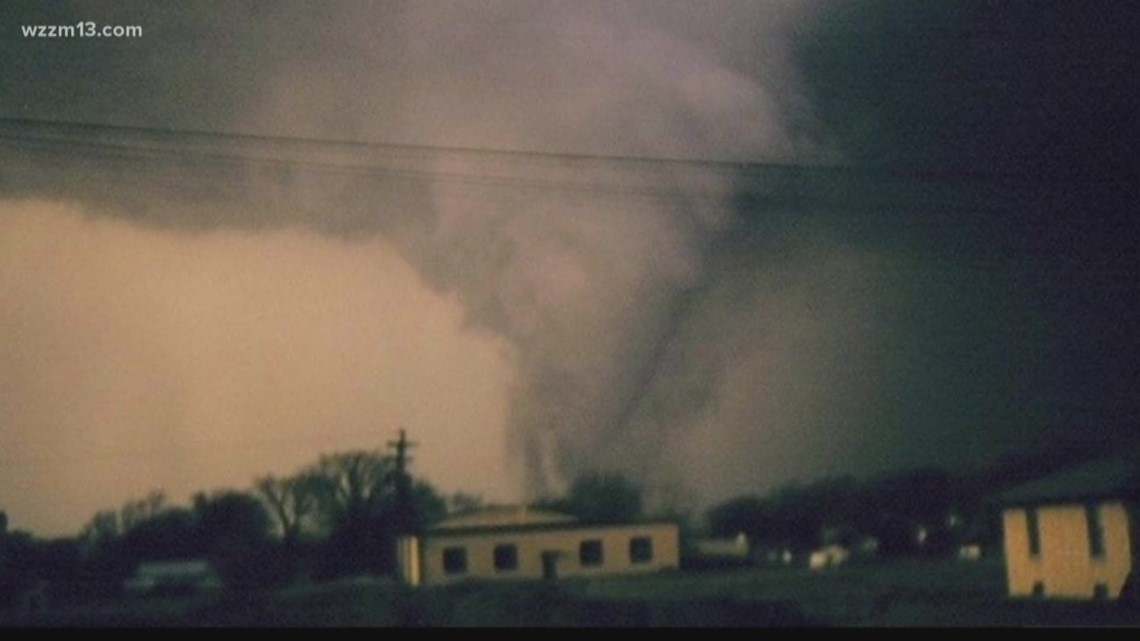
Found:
<box><xmin>255</xmin><ymin>473</ymin><xmax>323</xmax><ymax>543</ymax></box>
<box><xmin>79</xmin><ymin>510</ymin><xmax>121</xmax><ymax>551</ymax></box>
<box><xmin>78</xmin><ymin>490</ymin><xmax>168</xmax><ymax>556</ymax></box>
<box><xmin>119</xmin><ymin>490</ymin><xmax>166</xmax><ymax>531</ymax></box>
<box><xmin>307</xmin><ymin>450</ymin><xmax>394</xmax><ymax>526</ymax></box>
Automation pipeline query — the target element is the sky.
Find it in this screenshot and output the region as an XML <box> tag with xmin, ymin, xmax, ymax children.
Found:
<box><xmin>1</xmin><ymin>0</ymin><xmax>1138</xmax><ymax>536</ymax></box>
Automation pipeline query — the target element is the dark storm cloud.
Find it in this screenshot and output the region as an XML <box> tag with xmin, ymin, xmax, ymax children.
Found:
<box><xmin>795</xmin><ymin>0</ymin><xmax>1140</xmax><ymax>449</ymax></box>
<box><xmin>798</xmin><ymin>0</ymin><xmax>1140</xmax><ymax>178</ymax></box>
<box><xmin>2</xmin><ymin>0</ymin><xmax>1137</xmax><ymax>534</ymax></box>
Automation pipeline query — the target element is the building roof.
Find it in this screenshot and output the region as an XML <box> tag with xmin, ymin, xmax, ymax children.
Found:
<box><xmin>131</xmin><ymin>559</ymin><xmax>218</xmax><ymax>579</ymax></box>
<box><xmin>431</xmin><ymin>505</ymin><xmax>578</xmax><ymax>532</ymax></box>
<box><xmin>997</xmin><ymin>459</ymin><xmax>1140</xmax><ymax>506</ymax></box>
<box><xmin>426</xmin><ymin>505</ymin><xmax>677</xmax><ymax>537</ymax></box>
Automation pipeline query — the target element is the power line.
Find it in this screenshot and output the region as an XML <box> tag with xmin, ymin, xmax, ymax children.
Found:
<box><xmin>0</xmin><ymin>117</ymin><xmax>1098</xmax><ymax>189</ymax></box>
<box><xmin>0</xmin><ymin>116</ymin><xmax>817</xmax><ymax>174</ymax></box>
<box><xmin>0</xmin><ymin>117</ymin><xmax>843</xmax><ymax>204</ymax></box>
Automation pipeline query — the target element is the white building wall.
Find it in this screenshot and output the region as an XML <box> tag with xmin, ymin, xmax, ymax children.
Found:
<box><xmin>419</xmin><ymin>522</ymin><xmax>679</xmax><ymax>586</ymax></box>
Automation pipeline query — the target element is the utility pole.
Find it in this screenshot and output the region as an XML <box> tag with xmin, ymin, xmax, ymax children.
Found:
<box><xmin>389</xmin><ymin>429</ymin><xmax>423</xmax><ymax>587</ymax></box>
<box><xmin>388</xmin><ymin>428</ymin><xmax>417</xmax><ymax>532</ymax></box>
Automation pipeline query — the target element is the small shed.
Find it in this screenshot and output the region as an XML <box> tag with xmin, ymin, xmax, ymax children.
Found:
<box><xmin>124</xmin><ymin>559</ymin><xmax>222</xmax><ymax>596</ymax></box>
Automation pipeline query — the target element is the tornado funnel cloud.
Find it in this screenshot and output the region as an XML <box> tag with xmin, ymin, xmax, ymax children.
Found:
<box><xmin>4</xmin><ymin>0</ymin><xmax>984</xmax><ymax>535</ymax></box>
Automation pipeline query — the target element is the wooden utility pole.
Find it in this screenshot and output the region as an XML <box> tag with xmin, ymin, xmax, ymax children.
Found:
<box><xmin>388</xmin><ymin>428</ymin><xmax>417</xmax><ymax>532</ymax></box>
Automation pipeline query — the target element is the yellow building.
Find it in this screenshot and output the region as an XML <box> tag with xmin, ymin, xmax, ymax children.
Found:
<box><xmin>999</xmin><ymin>460</ymin><xmax>1139</xmax><ymax>600</ymax></box>
<box><xmin>397</xmin><ymin>506</ymin><xmax>679</xmax><ymax>587</ymax></box>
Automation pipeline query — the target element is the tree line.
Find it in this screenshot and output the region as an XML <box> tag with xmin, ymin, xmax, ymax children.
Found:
<box><xmin>704</xmin><ymin>469</ymin><xmax>994</xmax><ymax>559</ymax></box>
<box><xmin>1</xmin><ymin>430</ymin><xmax>1114</xmax><ymax>608</ymax></box>
<box><xmin>701</xmin><ymin>433</ymin><xmax>1120</xmax><ymax>561</ymax></box>
<box><xmin>1</xmin><ymin>448</ymin><xmax>451</xmax><ymax>606</ymax></box>
<box><xmin>0</xmin><ymin>451</ymin><xmax>657</xmax><ymax>609</ymax></box>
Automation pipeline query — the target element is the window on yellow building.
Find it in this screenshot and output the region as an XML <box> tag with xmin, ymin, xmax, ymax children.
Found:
<box><xmin>579</xmin><ymin>539</ymin><xmax>604</xmax><ymax>567</ymax></box>
<box><xmin>1026</xmin><ymin>508</ymin><xmax>1041</xmax><ymax>557</ymax></box>
<box><xmin>629</xmin><ymin>536</ymin><xmax>653</xmax><ymax>563</ymax></box>
<box><xmin>443</xmin><ymin>547</ymin><xmax>467</xmax><ymax>575</ymax></box>
<box><xmin>494</xmin><ymin>544</ymin><xmax>519</xmax><ymax>572</ymax></box>
<box><xmin>1085</xmin><ymin>504</ymin><xmax>1105</xmax><ymax>559</ymax></box>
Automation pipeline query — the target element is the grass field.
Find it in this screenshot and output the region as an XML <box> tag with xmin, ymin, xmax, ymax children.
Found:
<box><xmin>5</xmin><ymin>558</ymin><xmax>1140</xmax><ymax>626</ymax></box>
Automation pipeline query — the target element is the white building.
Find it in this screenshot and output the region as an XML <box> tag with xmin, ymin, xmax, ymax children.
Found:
<box><xmin>999</xmin><ymin>460</ymin><xmax>1139</xmax><ymax>600</ymax></box>
<box><xmin>123</xmin><ymin>559</ymin><xmax>222</xmax><ymax>596</ymax></box>
<box><xmin>397</xmin><ymin>506</ymin><xmax>679</xmax><ymax>587</ymax></box>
